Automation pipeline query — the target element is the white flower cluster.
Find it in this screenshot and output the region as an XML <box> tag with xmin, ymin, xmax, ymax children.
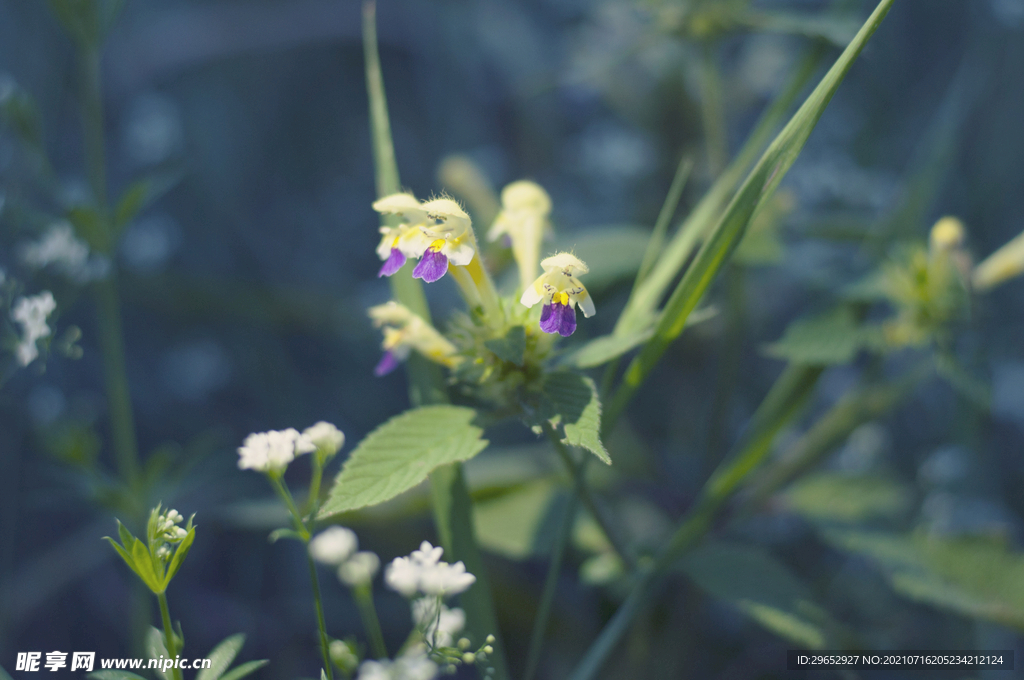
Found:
<box><xmin>411</xmin><ymin>597</ymin><xmax>466</xmax><ymax>648</ymax></box>
<box><xmin>385</xmin><ymin>541</ymin><xmax>476</xmax><ymax>598</ymax></box>
<box><xmin>11</xmin><ymin>290</ymin><xmax>56</xmax><ymax>366</ymax></box>
<box><xmin>20</xmin><ymin>222</ymin><xmax>109</xmax><ymax>283</ymax></box>
<box><xmin>356</xmin><ymin>648</ymin><xmax>437</xmax><ymax>680</ymax></box>
<box><xmin>309</xmin><ymin>526</ymin><xmax>380</xmax><ymax>587</ymax></box>
<box><xmin>156</xmin><ymin>508</ymin><xmax>187</xmax><ymax>542</ymax></box>
<box><xmin>237</xmin><ymin>421</ymin><xmax>344</xmax><ymax>475</ymax></box>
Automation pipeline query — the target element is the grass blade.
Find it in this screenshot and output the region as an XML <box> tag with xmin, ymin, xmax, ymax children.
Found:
<box><xmin>613</xmin><ymin>41</ymin><xmax>827</xmax><ymax>337</ymax></box>
<box><xmin>607</xmin><ymin>0</ymin><xmax>896</xmax><ymax>428</ymax></box>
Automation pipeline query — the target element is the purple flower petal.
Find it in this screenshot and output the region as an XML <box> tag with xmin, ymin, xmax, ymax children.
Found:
<box><xmin>378</xmin><ymin>248</ymin><xmax>406</xmax><ymax>277</ymax></box>
<box><xmin>412</xmin><ymin>249</ymin><xmax>448</xmax><ymax>283</ymax></box>
<box><xmin>374</xmin><ymin>351</ymin><xmax>400</xmax><ymax>376</ymax></box>
<box><xmin>540</xmin><ymin>301</ymin><xmax>577</xmax><ymax>337</ymax></box>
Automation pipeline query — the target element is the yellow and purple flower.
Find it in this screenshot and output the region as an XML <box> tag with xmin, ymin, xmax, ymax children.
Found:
<box><xmin>372</xmin><ymin>193</ymin><xmax>433</xmax><ymax>278</ymax></box>
<box><xmin>520</xmin><ymin>252</ymin><xmax>595</xmax><ymax>337</ymax></box>
<box><xmin>411</xmin><ymin>198</ymin><xmax>476</xmax><ymax>283</ymax></box>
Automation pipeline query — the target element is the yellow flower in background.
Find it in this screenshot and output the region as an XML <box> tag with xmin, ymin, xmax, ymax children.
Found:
<box><xmin>488</xmin><ymin>180</ymin><xmax>551</xmax><ymax>290</ymax></box>
<box><xmin>973</xmin><ymin>228</ymin><xmax>1024</xmax><ymax>292</ymax></box>
<box><xmin>368</xmin><ymin>301</ymin><xmax>460</xmax><ymax>375</ymax></box>
<box><xmin>520</xmin><ymin>252</ymin><xmax>595</xmax><ymax>337</ymax></box>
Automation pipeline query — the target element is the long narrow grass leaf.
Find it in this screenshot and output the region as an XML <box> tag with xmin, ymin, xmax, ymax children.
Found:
<box><xmin>607</xmin><ymin>0</ymin><xmax>895</xmax><ymax>427</ymax></box>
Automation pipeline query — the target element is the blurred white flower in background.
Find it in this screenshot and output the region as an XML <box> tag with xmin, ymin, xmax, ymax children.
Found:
<box><xmin>11</xmin><ymin>290</ymin><xmax>56</xmax><ymax>365</ymax></box>
<box><xmin>309</xmin><ymin>526</ymin><xmax>358</xmax><ymax>565</ymax></box>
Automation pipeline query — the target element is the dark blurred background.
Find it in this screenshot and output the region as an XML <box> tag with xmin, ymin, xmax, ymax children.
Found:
<box><xmin>2</xmin><ymin>0</ymin><xmax>1023</xmax><ymax>678</ymax></box>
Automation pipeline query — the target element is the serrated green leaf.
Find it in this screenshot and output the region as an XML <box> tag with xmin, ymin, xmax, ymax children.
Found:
<box><xmin>88</xmin><ymin>672</ymin><xmax>148</xmax><ymax>680</ymax></box>
<box><xmin>681</xmin><ymin>541</ymin><xmax>831</xmax><ymax>648</ymax></box>
<box><xmin>763</xmin><ymin>307</ymin><xmax>865</xmax><ymax>365</ymax></box>
<box><xmin>163</xmin><ymin>526</ymin><xmax>195</xmax><ymax>588</ymax></box>
<box><xmin>473</xmin><ymin>480</ymin><xmax>559</xmax><ymax>559</ymax></box>
<box><xmin>822</xmin><ymin>529</ymin><xmax>1024</xmax><ymax>630</ymax></box>
<box><xmin>541</xmin><ymin>372</ymin><xmax>610</xmax><ymax>465</ymax></box>
<box><xmin>318</xmin><ymin>406</ymin><xmax>489</xmax><ymax>518</ymax></box>
<box><xmin>113</xmin><ymin>170</ymin><xmax>182</xmax><ymax>233</ymax></box>
<box><xmin>146</xmin><ymin>627</ymin><xmax>172</xmax><ymax>680</ymax></box>
<box><xmin>218</xmin><ymin>660</ymin><xmax>269</xmax><ymax>680</ymax></box>
<box><xmin>131</xmin><ymin>537</ymin><xmax>163</xmax><ymax>593</ymax></box>
<box><xmin>197</xmin><ymin>634</ymin><xmax>244</xmax><ymax>680</ymax></box>
<box><xmin>485</xmin><ymin>326</ymin><xmax>526</xmax><ymax>365</ymax></box>
<box><xmin>608</xmin><ymin>0</ymin><xmax>895</xmax><ymax>424</ymax></box>
<box><xmin>784</xmin><ymin>473</ymin><xmax>912</xmax><ymax>523</ymax></box>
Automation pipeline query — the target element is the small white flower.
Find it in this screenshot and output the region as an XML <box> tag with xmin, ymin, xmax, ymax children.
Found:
<box><xmin>303</xmin><ymin>421</ymin><xmax>345</xmax><ymax>457</ymax></box>
<box><xmin>338</xmin><ymin>551</ymin><xmax>381</xmax><ymax>587</ymax></box>
<box><xmin>410</xmin><ymin>541</ymin><xmax>444</xmax><ymax>567</ymax></box>
<box><xmin>309</xmin><ymin>526</ymin><xmax>358</xmax><ymax>565</ymax></box>
<box><xmin>356</xmin><ymin>649</ymin><xmax>438</xmax><ymax>680</ymax></box>
<box><xmin>20</xmin><ymin>222</ymin><xmax>109</xmax><ymax>283</ymax></box>
<box><xmin>236</xmin><ymin>428</ymin><xmax>314</xmax><ymax>475</ymax></box>
<box><xmin>385</xmin><ymin>556</ymin><xmax>421</xmax><ymax>597</ymax></box>
<box><xmin>11</xmin><ymin>290</ymin><xmax>57</xmax><ymax>366</ymax></box>
<box><xmin>384</xmin><ymin>541</ymin><xmax>476</xmax><ymax>599</ymax></box>
<box><xmin>419</xmin><ymin>560</ymin><xmax>476</xmax><ymax>597</ymax></box>
<box><xmin>412</xmin><ymin>598</ymin><xmax>466</xmax><ymax>647</ymax></box>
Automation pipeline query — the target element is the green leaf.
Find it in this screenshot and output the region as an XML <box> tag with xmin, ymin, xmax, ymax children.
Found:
<box><xmin>562</xmin><ymin>306</ymin><xmax>717</xmax><ymax>369</ymax></box>
<box><xmin>103</xmin><ymin>536</ymin><xmax>136</xmax><ymax>573</ymax></box>
<box><xmin>540</xmin><ymin>372</ymin><xmax>611</xmax><ymax>465</ymax></box>
<box><xmin>318</xmin><ymin>406</ymin><xmax>489</xmax><ymax>517</ymax></box>
<box><xmin>146</xmin><ymin>627</ymin><xmax>172</xmax><ymax>680</ymax></box>
<box><xmin>217</xmin><ymin>661</ymin><xmax>269</xmax><ymax>680</ymax></box>
<box><xmin>113</xmin><ymin>170</ymin><xmax>183</xmax><ymax>233</ymax></box>
<box><xmin>616</xmin><ymin>44</ymin><xmax>828</xmax><ymax>336</ymax></box>
<box><xmin>681</xmin><ymin>541</ymin><xmax>831</xmax><ymax>648</ymax></box>
<box><xmin>935</xmin><ymin>353</ymin><xmax>991</xmax><ymax>411</ymax></box>
<box><xmin>485</xmin><ymin>326</ymin><xmax>526</xmax><ymax>366</ymax></box>
<box><xmin>763</xmin><ymin>307</ymin><xmax>866</xmax><ymax>365</ymax></box>
<box><xmin>131</xmin><ymin>537</ymin><xmax>163</xmax><ymax>593</ymax></box>
<box><xmin>162</xmin><ymin>526</ymin><xmax>195</xmax><ymax>588</ymax></box>
<box><xmin>473</xmin><ymin>480</ymin><xmax>559</xmax><ymax>559</ymax></box>
<box><xmin>608</xmin><ymin>0</ymin><xmax>895</xmax><ymax>423</ymax></box>
<box><xmin>784</xmin><ymin>473</ymin><xmax>912</xmax><ymax>523</ymax></box>
<box><xmin>117</xmin><ymin>519</ymin><xmax>135</xmax><ymax>550</ymax></box>
<box><xmin>822</xmin><ymin>529</ymin><xmax>1024</xmax><ymax>630</ymax></box>
<box><xmin>267</xmin><ymin>528</ymin><xmax>305</xmax><ymax>543</ymax></box>
<box><xmin>554</xmin><ymin>227</ymin><xmax>651</xmax><ymax>292</ymax></box>
<box><xmin>67</xmin><ymin>206</ymin><xmax>108</xmax><ymax>252</ymax></box>
<box><xmin>744</xmin><ymin>11</ymin><xmax>860</xmax><ymax>46</ymax></box>
<box><xmin>89</xmin><ymin>672</ymin><xmax>149</xmax><ymax>680</ymax></box>
<box><xmin>197</xmin><ymin>634</ymin><xmax>244</xmax><ymax>680</ymax></box>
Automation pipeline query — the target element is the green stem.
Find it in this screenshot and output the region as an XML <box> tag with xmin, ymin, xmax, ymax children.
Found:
<box><xmin>545</xmin><ymin>427</ymin><xmax>635</xmax><ymax>570</ymax></box>
<box><xmin>156</xmin><ymin>592</ymin><xmax>183</xmax><ymax>680</ymax></box>
<box><xmin>567</xmin><ymin>364</ymin><xmax>823</xmax><ymax>680</ymax></box>
<box><xmin>429</xmin><ymin>465</ymin><xmax>509</xmax><ymax>680</ymax></box>
<box><xmin>306</xmin><ymin>455</ymin><xmax>325</xmax><ymax>518</ymax></box>
<box><xmin>306</xmin><ymin>550</ymin><xmax>335</xmax><ymax>680</ymax></box>
<box><xmin>523</xmin><ymin>444</ymin><xmax>584</xmax><ymax>680</ymax></box>
<box><xmin>353</xmin><ymin>585</ymin><xmax>388</xmax><ymax>659</ymax></box>
<box><xmin>270</xmin><ymin>475</ymin><xmax>332</xmax><ymax>679</ymax></box>
<box><xmin>78</xmin><ymin>41</ymin><xmax>142</xmax><ymax>492</ymax></box>
<box><xmin>699</xmin><ymin>42</ymin><xmax>728</xmax><ymax>176</ymax></box>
